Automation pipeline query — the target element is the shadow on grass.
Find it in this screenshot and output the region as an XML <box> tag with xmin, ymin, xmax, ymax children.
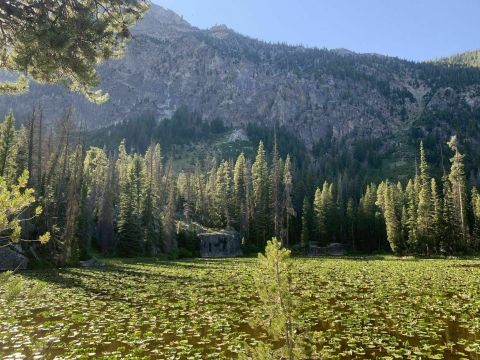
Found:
<box><xmin>18</xmin><ymin>256</ymin><xmax>252</xmax><ymax>299</ymax></box>
<box><xmin>109</xmin><ymin>257</ymin><xmax>249</xmax><ymax>270</ymax></box>
<box><xmin>19</xmin><ymin>261</ymin><xmax>203</xmax><ymax>303</ymax></box>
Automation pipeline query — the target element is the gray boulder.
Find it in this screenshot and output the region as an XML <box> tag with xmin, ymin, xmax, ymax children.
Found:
<box><xmin>0</xmin><ymin>245</ymin><xmax>28</xmax><ymax>270</ymax></box>
<box><xmin>80</xmin><ymin>257</ymin><xmax>106</xmax><ymax>268</ymax></box>
<box><xmin>199</xmin><ymin>230</ymin><xmax>242</xmax><ymax>258</ymax></box>
<box><xmin>308</xmin><ymin>242</ymin><xmax>346</xmax><ymax>256</ymax></box>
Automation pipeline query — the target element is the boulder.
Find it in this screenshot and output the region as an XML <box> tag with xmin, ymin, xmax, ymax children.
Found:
<box><xmin>199</xmin><ymin>230</ymin><xmax>242</xmax><ymax>258</ymax></box>
<box><xmin>80</xmin><ymin>257</ymin><xmax>106</xmax><ymax>268</ymax></box>
<box><xmin>308</xmin><ymin>242</ymin><xmax>346</xmax><ymax>256</ymax></box>
<box><xmin>0</xmin><ymin>245</ymin><xmax>28</xmax><ymax>270</ymax></box>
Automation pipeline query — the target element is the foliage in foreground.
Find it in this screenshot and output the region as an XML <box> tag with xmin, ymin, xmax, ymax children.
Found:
<box><xmin>0</xmin><ymin>271</ymin><xmax>45</xmax><ymax>303</ymax></box>
<box><xmin>1</xmin><ymin>258</ymin><xmax>479</xmax><ymax>359</ymax></box>
<box><xmin>0</xmin><ymin>0</ymin><xmax>149</xmax><ymax>102</ymax></box>
<box><xmin>0</xmin><ymin>170</ymin><xmax>49</xmax><ymax>247</ymax></box>
<box><xmin>0</xmin><ymin>168</ymin><xmax>49</xmax><ymax>302</ymax></box>
<box><xmin>244</xmin><ymin>238</ymin><xmax>315</xmax><ymax>359</ymax></box>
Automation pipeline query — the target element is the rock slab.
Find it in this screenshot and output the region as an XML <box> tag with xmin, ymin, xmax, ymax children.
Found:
<box><xmin>0</xmin><ymin>246</ymin><xmax>28</xmax><ymax>270</ymax></box>
<box><xmin>199</xmin><ymin>230</ymin><xmax>242</xmax><ymax>258</ymax></box>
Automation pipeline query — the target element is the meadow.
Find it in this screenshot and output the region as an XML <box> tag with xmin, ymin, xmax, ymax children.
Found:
<box><xmin>1</xmin><ymin>257</ymin><xmax>480</xmax><ymax>359</ymax></box>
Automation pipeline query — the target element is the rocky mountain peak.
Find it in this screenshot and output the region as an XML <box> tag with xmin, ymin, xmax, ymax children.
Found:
<box><xmin>133</xmin><ymin>4</ymin><xmax>192</xmax><ymax>38</ymax></box>
<box><xmin>0</xmin><ymin>5</ymin><xmax>480</xmax><ymax>163</ymax></box>
<box><xmin>209</xmin><ymin>24</ymin><xmax>233</xmax><ymax>39</ymax></box>
<box><xmin>331</xmin><ymin>48</ymin><xmax>355</xmax><ymax>56</ymax></box>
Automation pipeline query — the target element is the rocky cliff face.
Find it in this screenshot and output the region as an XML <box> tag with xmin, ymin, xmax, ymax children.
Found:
<box><xmin>1</xmin><ymin>5</ymin><xmax>480</xmax><ymax>152</ymax></box>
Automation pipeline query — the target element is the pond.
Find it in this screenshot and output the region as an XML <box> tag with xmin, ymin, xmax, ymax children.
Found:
<box><xmin>1</xmin><ymin>258</ymin><xmax>479</xmax><ymax>359</ymax></box>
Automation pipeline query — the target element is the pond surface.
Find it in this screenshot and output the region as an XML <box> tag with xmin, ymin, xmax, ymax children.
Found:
<box><xmin>1</xmin><ymin>257</ymin><xmax>479</xmax><ymax>359</ymax></box>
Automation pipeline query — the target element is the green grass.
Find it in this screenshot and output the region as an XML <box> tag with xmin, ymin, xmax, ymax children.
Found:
<box><xmin>1</xmin><ymin>258</ymin><xmax>480</xmax><ymax>359</ymax></box>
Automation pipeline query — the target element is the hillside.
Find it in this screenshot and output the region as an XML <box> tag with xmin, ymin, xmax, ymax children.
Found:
<box><xmin>1</xmin><ymin>5</ymin><xmax>480</xmax><ymax>180</ymax></box>
<box><xmin>435</xmin><ymin>49</ymin><xmax>480</xmax><ymax>68</ymax></box>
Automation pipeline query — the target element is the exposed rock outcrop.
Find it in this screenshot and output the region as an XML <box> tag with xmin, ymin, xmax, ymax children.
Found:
<box><xmin>199</xmin><ymin>230</ymin><xmax>242</xmax><ymax>258</ymax></box>
<box><xmin>80</xmin><ymin>257</ymin><xmax>106</xmax><ymax>268</ymax></box>
<box><xmin>0</xmin><ymin>246</ymin><xmax>28</xmax><ymax>270</ymax></box>
<box><xmin>0</xmin><ymin>5</ymin><xmax>479</xmax><ymax>155</ymax></box>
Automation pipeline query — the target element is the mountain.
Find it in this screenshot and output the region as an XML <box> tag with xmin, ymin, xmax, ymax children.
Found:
<box><xmin>1</xmin><ymin>5</ymin><xmax>480</xmax><ymax>180</ymax></box>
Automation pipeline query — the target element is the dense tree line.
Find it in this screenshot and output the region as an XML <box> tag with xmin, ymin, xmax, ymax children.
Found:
<box><xmin>1</xmin><ymin>111</ymin><xmax>480</xmax><ymax>263</ymax></box>
<box><xmin>90</xmin><ymin>107</ymin><xmax>480</xmax><ymax>198</ymax></box>
<box><xmin>0</xmin><ymin>110</ymin><xmax>300</xmax><ymax>261</ymax></box>
<box><xmin>302</xmin><ymin>139</ymin><xmax>480</xmax><ymax>255</ymax></box>
<box><xmin>376</xmin><ymin>138</ymin><xmax>480</xmax><ymax>255</ymax></box>
<box><xmin>89</xmin><ymin>107</ymin><xmax>228</xmax><ymax>154</ymax></box>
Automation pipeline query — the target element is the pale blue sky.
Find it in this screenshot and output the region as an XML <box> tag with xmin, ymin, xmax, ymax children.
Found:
<box><xmin>152</xmin><ymin>0</ymin><xmax>479</xmax><ymax>62</ymax></box>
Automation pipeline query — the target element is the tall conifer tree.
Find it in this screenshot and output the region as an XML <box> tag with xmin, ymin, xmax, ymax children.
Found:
<box><xmin>0</xmin><ymin>112</ymin><xmax>18</xmax><ymax>183</ymax></box>
<box><xmin>283</xmin><ymin>155</ymin><xmax>295</xmax><ymax>246</ymax></box>
<box><xmin>417</xmin><ymin>142</ymin><xmax>433</xmax><ymax>254</ymax></box>
<box><xmin>252</xmin><ymin>142</ymin><xmax>270</xmax><ymax>247</ymax></box>
<box><xmin>234</xmin><ymin>153</ymin><xmax>249</xmax><ymax>235</ymax></box>
<box><xmin>447</xmin><ymin>136</ymin><xmax>468</xmax><ymax>251</ymax></box>
<box><xmin>270</xmin><ymin>135</ymin><xmax>283</xmax><ymax>240</ymax></box>
<box><xmin>300</xmin><ymin>196</ymin><xmax>311</xmax><ymax>247</ymax></box>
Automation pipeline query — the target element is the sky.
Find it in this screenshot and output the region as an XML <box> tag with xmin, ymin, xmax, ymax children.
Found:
<box><xmin>152</xmin><ymin>0</ymin><xmax>479</xmax><ymax>62</ymax></box>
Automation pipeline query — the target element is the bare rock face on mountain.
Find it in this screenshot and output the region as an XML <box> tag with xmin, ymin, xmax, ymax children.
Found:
<box><xmin>0</xmin><ymin>5</ymin><xmax>479</xmax><ymax>151</ymax></box>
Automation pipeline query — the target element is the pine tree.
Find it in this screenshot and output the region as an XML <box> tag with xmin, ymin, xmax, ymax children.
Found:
<box><xmin>36</xmin><ymin>110</ymin><xmax>43</xmax><ymax>189</ymax></box>
<box><xmin>430</xmin><ymin>178</ymin><xmax>442</xmax><ymax>253</ymax></box>
<box><xmin>234</xmin><ymin>153</ymin><xmax>248</xmax><ymax>235</ymax></box>
<box><xmin>214</xmin><ymin>161</ymin><xmax>232</xmax><ymax>228</ymax></box>
<box><xmin>144</xmin><ymin>144</ymin><xmax>163</xmax><ymax>255</ymax></box>
<box><xmin>82</xmin><ymin>147</ymin><xmax>109</xmax><ymax>255</ymax></box>
<box><xmin>358</xmin><ymin>184</ymin><xmax>380</xmax><ymax>251</ymax></box>
<box><xmin>395</xmin><ymin>182</ymin><xmax>405</xmax><ymax>214</ymax></box>
<box><xmin>300</xmin><ymin>196</ymin><xmax>311</xmax><ymax>247</ymax></box>
<box><xmin>401</xmin><ymin>205</ymin><xmax>409</xmax><ymax>247</ymax></box>
<box><xmin>132</xmin><ymin>155</ymin><xmax>146</xmax><ymax>219</ymax></box>
<box><xmin>183</xmin><ymin>178</ymin><xmax>193</xmax><ymax>227</ymax></box>
<box><xmin>314</xmin><ymin>182</ymin><xmax>334</xmax><ymax>245</ymax></box>
<box><xmin>313</xmin><ymin>187</ymin><xmax>322</xmax><ymax>243</ymax></box>
<box><xmin>442</xmin><ymin>174</ymin><xmax>456</xmax><ymax>254</ymax></box>
<box><xmin>116</xmin><ymin>140</ymin><xmax>129</xmax><ymax>195</ymax></box>
<box><xmin>447</xmin><ymin>135</ymin><xmax>468</xmax><ymax>251</ymax></box>
<box><xmin>346</xmin><ymin>198</ymin><xmax>356</xmax><ymax>251</ymax></box>
<box><xmin>324</xmin><ymin>183</ymin><xmax>334</xmax><ymax>241</ymax></box>
<box><xmin>270</xmin><ymin>136</ymin><xmax>283</xmax><ymax>240</ymax></box>
<box><xmin>14</xmin><ymin>125</ymin><xmax>28</xmax><ymax>180</ymax></box>
<box><xmin>62</xmin><ymin>144</ymin><xmax>85</xmax><ymax>265</ymax></box>
<box><xmin>117</xmin><ymin>153</ymin><xmax>144</xmax><ymax>257</ymax></box>
<box><xmin>246</xmin><ymin>238</ymin><xmax>306</xmax><ymax>360</ymax></box>
<box><xmin>335</xmin><ymin>175</ymin><xmax>345</xmax><ymax>244</ymax></box>
<box><xmin>0</xmin><ymin>112</ymin><xmax>18</xmax><ymax>183</ymax></box>
<box><xmin>163</xmin><ymin>180</ymin><xmax>178</xmax><ymax>254</ymax></box>
<box><xmin>416</xmin><ymin>142</ymin><xmax>433</xmax><ymax>254</ymax></box>
<box><xmin>76</xmin><ymin>183</ymin><xmax>90</xmax><ymax>259</ymax></box>
<box><xmin>98</xmin><ymin>158</ymin><xmax>116</xmax><ymax>253</ymax></box>
<box><xmin>383</xmin><ymin>182</ymin><xmax>403</xmax><ymax>255</ymax></box>
<box><xmin>245</xmin><ymin>160</ymin><xmax>255</xmax><ymax>244</ymax></box>
<box><xmin>0</xmin><ymin>1</ymin><xmax>148</xmax><ymax>102</ymax></box>
<box><xmin>471</xmin><ymin>187</ymin><xmax>480</xmax><ymax>252</ymax></box>
<box><xmin>205</xmin><ymin>162</ymin><xmax>218</xmax><ymax>228</ymax></box>
<box><xmin>283</xmin><ymin>155</ymin><xmax>295</xmax><ymax>246</ymax></box>
<box><xmin>375</xmin><ymin>181</ymin><xmax>387</xmax><ymax>214</ymax></box>
<box><xmin>405</xmin><ymin>179</ymin><xmax>418</xmax><ymax>252</ymax></box>
<box><xmin>192</xmin><ymin>161</ymin><xmax>207</xmax><ymax>225</ymax></box>
<box><xmin>252</xmin><ymin>141</ymin><xmax>270</xmax><ymax>247</ymax></box>
<box><xmin>0</xmin><ymin>171</ymin><xmax>50</xmax><ymax>247</ymax></box>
